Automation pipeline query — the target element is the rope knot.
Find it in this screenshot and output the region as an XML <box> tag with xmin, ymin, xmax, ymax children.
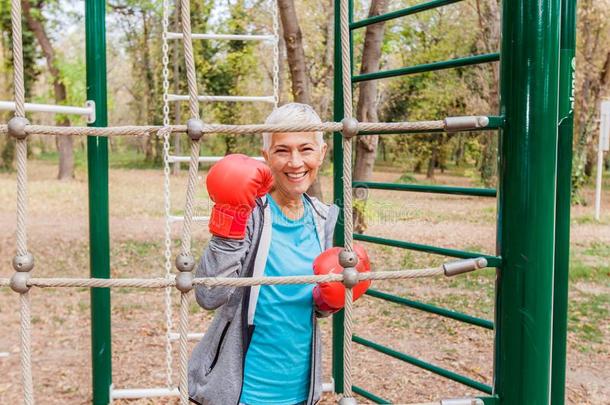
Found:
<box><xmin>175</xmin><ymin>253</ymin><xmax>195</xmax><ymax>272</ymax></box>
<box><xmin>341</xmin><ymin>117</ymin><xmax>359</xmax><ymax>139</ymax></box>
<box><xmin>8</xmin><ymin>116</ymin><xmax>29</xmax><ymax>139</ymax></box>
<box><xmin>339</xmin><ymin>249</ymin><xmax>358</xmax><ymax>268</ymax></box>
<box><xmin>342</xmin><ymin>267</ymin><xmax>359</xmax><ymax>289</ymax></box>
<box><xmin>186</xmin><ymin>119</ymin><xmax>204</xmax><ymax>141</ymax></box>
<box><xmin>10</xmin><ymin>272</ymin><xmax>30</xmax><ymax>294</ymax></box>
<box><xmin>12</xmin><ymin>253</ymin><xmax>34</xmax><ymax>272</ymax></box>
<box><xmin>175</xmin><ymin>272</ymin><xmax>194</xmax><ymax>293</ymax></box>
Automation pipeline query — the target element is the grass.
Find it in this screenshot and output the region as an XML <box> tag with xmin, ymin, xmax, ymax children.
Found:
<box><xmin>569</xmin><ymin>242</ymin><xmax>610</xmax><ymax>284</ymax></box>
<box><xmin>1</xmin><ymin>159</ymin><xmax>608</xmax><ymax>402</ymax></box>
<box><xmin>568</xmin><ymin>292</ymin><xmax>609</xmax><ymax>351</ymax></box>
<box><xmin>37</xmin><ymin>149</ymin><xmax>164</xmax><ymax>170</ymax></box>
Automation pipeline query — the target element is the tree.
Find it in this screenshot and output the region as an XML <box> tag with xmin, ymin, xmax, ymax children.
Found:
<box><xmin>110</xmin><ymin>0</ymin><xmax>164</xmax><ymax>164</ymax></box>
<box><xmin>0</xmin><ymin>0</ymin><xmax>40</xmax><ymax>171</ymax></box>
<box><xmin>277</xmin><ymin>0</ymin><xmax>325</xmax><ymax>199</ymax></box>
<box><xmin>353</xmin><ymin>0</ymin><xmax>390</xmax><ymax>233</ymax></box>
<box><xmin>473</xmin><ymin>0</ymin><xmax>500</xmax><ymax>187</ymax></box>
<box><xmin>22</xmin><ymin>0</ymin><xmax>74</xmax><ymax>180</ymax></box>
<box><xmin>572</xmin><ymin>0</ymin><xmax>610</xmax><ymax>201</ymax></box>
<box><xmin>277</xmin><ymin>0</ymin><xmax>311</xmax><ymax>104</ymax></box>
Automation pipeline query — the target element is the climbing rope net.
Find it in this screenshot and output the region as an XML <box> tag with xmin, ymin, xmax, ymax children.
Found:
<box><xmin>157</xmin><ymin>0</ymin><xmax>281</xmax><ymax>393</ymax></box>
<box><xmin>0</xmin><ymin>0</ymin><xmax>492</xmax><ymax>404</ymax></box>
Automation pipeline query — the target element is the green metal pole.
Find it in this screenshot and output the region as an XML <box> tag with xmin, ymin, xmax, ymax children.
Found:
<box><xmin>86</xmin><ymin>0</ymin><xmax>111</xmax><ymax>403</ymax></box>
<box><xmin>332</xmin><ymin>0</ymin><xmax>346</xmax><ymax>393</ymax></box>
<box><xmin>495</xmin><ymin>0</ymin><xmax>561</xmax><ymax>404</ymax></box>
<box><xmin>552</xmin><ymin>1</ymin><xmax>577</xmax><ymax>404</ymax></box>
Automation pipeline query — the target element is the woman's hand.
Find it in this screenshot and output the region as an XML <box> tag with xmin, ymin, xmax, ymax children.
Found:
<box><xmin>206</xmin><ymin>154</ymin><xmax>273</xmax><ymax>239</ymax></box>
<box><xmin>312</xmin><ymin>244</ymin><xmax>371</xmax><ymax>313</ymax></box>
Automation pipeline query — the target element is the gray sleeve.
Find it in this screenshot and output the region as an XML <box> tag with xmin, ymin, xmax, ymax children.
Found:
<box><xmin>194</xmin><ymin>218</ymin><xmax>254</xmax><ymax>310</ymax></box>
<box><xmin>324</xmin><ymin>204</ymin><xmax>340</xmax><ymax>249</ymax></box>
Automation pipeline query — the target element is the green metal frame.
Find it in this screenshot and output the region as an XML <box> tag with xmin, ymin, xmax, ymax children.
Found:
<box><xmin>333</xmin><ymin>0</ymin><xmax>571</xmax><ymax>403</ymax></box>
<box><xmin>552</xmin><ymin>1</ymin><xmax>577</xmax><ymax>404</ymax></box>
<box><xmin>352</xmin><ymin>53</ymin><xmax>500</xmax><ymax>83</ymax></box>
<box><xmin>76</xmin><ymin>0</ymin><xmax>572</xmax><ymax>402</ymax></box>
<box><xmin>352</xmin><ymin>181</ymin><xmax>497</xmax><ymax>197</ymax></box>
<box><xmin>495</xmin><ymin>0</ymin><xmax>561</xmax><ymax>403</ymax></box>
<box><xmin>366</xmin><ymin>289</ymin><xmax>494</xmax><ymax>330</ymax></box>
<box><xmin>353</xmin><ymin>233</ymin><xmax>502</xmax><ymax>268</ymax></box>
<box><xmin>353</xmin><ymin>335</ymin><xmax>493</xmax><ymax>394</ymax></box>
<box><xmin>86</xmin><ymin>0</ymin><xmax>111</xmax><ymax>403</ymax></box>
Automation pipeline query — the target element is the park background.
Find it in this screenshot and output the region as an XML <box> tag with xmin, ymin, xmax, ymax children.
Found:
<box><xmin>0</xmin><ymin>0</ymin><xmax>608</xmax><ymax>403</ymax></box>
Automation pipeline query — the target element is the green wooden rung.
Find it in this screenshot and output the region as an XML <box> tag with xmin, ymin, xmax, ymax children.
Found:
<box><xmin>353</xmin><ymin>335</ymin><xmax>493</xmax><ymax>394</ymax></box>
<box><xmin>352</xmin><ymin>181</ymin><xmax>497</xmax><ymax>197</ymax></box>
<box><xmin>352</xmin><ymin>385</ymin><xmax>391</xmax><ymax>404</ymax></box>
<box><xmin>366</xmin><ymin>289</ymin><xmax>494</xmax><ymax>330</ymax></box>
<box><xmin>352</xmin><ymin>53</ymin><xmax>500</xmax><ymax>83</ymax></box>
<box><xmin>353</xmin><ymin>233</ymin><xmax>502</xmax><ymax>268</ymax></box>
<box><xmin>350</xmin><ymin>0</ymin><xmax>464</xmax><ymax>30</ymax></box>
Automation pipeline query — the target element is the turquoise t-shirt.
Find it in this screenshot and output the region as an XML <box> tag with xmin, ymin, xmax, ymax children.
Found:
<box><xmin>240</xmin><ymin>194</ymin><xmax>321</xmax><ymax>405</ymax></box>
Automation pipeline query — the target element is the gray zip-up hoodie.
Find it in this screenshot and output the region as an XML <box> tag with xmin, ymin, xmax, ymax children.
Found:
<box><xmin>188</xmin><ymin>194</ymin><xmax>340</xmax><ymax>405</ymax></box>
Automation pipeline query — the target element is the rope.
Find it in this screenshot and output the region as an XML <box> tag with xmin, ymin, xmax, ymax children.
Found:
<box><xmin>15</xmin><ymin>140</ymin><xmax>28</xmax><ymax>256</ymax></box>
<box><xmin>0</xmin><ymin>120</ymin><xmax>449</xmax><ymax>137</ymax></box>
<box><xmin>180</xmin><ymin>140</ymin><xmax>200</xmax><ymax>255</ymax></box>
<box><xmin>340</xmin><ymin>0</ymin><xmax>355</xmax><ymax>399</ymax></box>
<box><xmin>178</xmin><ymin>292</ymin><xmax>191</xmax><ymax>405</ymax></box>
<box><xmin>0</xmin><ymin>267</ymin><xmax>448</xmax><ymax>289</ymax></box>
<box><xmin>11</xmin><ymin>0</ymin><xmax>25</xmax><ymax>117</ymax></box>
<box><xmin>25</xmin><ymin>277</ymin><xmax>173</xmax><ymax>288</ymax></box>
<box><xmin>20</xmin><ymin>292</ymin><xmax>33</xmax><ymax>405</ymax></box>
<box><xmin>343</xmin><ymin>287</ymin><xmax>353</xmax><ymax>398</ymax></box>
<box><xmin>179</xmin><ymin>0</ymin><xmax>199</xmax><ymax>119</ymax></box>
<box><xmin>11</xmin><ymin>0</ymin><xmax>33</xmax><ymax>402</ymax></box>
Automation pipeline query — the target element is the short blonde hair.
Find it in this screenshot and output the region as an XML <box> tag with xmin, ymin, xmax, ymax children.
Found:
<box><xmin>262</xmin><ymin>103</ymin><xmax>324</xmax><ymax>151</ymax></box>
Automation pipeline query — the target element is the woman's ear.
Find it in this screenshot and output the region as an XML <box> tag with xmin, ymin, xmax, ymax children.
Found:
<box><xmin>319</xmin><ymin>143</ymin><xmax>328</xmax><ymax>163</ymax></box>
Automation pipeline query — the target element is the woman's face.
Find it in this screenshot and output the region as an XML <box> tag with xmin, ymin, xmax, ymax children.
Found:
<box><xmin>263</xmin><ymin>132</ymin><xmax>327</xmax><ymax>200</ymax></box>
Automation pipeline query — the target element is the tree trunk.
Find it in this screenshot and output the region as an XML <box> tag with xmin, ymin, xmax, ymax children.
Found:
<box><xmin>142</xmin><ymin>9</ymin><xmax>158</xmax><ymax>164</ymax></box>
<box><xmin>574</xmin><ymin>47</ymin><xmax>610</xmax><ymax>198</ymax></box>
<box><xmin>23</xmin><ymin>0</ymin><xmax>73</xmax><ymax>180</ymax></box>
<box><xmin>475</xmin><ymin>0</ymin><xmax>500</xmax><ymax>187</ymax></box>
<box><xmin>277</xmin><ymin>0</ymin><xmax>311</xmax><ymax>104</ymax></box>
<box><xmin>352</xmin><ymin>0</ymin><xmax>390</xmax><ymax>233</ymax></box>
<box><xmin>277</xmin><ymin>0</ymin><xmax>324</xmax><ymax>199</ymax></box>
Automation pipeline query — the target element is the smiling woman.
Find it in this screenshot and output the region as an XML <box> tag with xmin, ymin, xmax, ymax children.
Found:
<box><xmin>188</xmin><ymin>103</ymin><xmax>371</xmax><ymax>405</ymax></box>
<box><xmin>262</xmin><ymin>104</ymin><xmax>328</xmax><ymax>219</ymax></box>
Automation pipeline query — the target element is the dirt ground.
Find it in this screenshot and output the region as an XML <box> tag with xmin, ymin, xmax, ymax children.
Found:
<box><xmin>0</xmin><ymin>161</ymin><xmax>608</xmax><ymax>404</ymax></box>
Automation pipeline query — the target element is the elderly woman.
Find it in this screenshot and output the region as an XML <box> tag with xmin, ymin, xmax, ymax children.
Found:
<box><xmin>188</xmin><ymin>103</ymin><xmax>370</xmax><ymax>405</ymax></box>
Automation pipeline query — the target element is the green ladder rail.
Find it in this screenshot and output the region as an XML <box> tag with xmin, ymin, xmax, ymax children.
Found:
<box><xmin>353</xmin><ymin>335</ymin><xmax>493</xmax><ymax>394</ymax></box>
<box><xmin>353</xmin><ymin>234</ymin><xmax>502</xmax><ymax>268</ymax></box>
<box><xmin>350</xmin><ymin>0</ymin><xmax>464</xmax><ymax>30</ymax></box>
<box><xmin>353</xmin><ymin>181</ymin><xmax>497</xmax><ymax>198</ymax></box>
<box><xmin>333</xmin><ymin>0</ymin><xmax>570</xmax><ymax>403</ymax></box>
<box><xmin>352</xmin><ymin>53</ymin><xmax>500</xmax><ymax>83</ymax></box>
<box><xmin>353</xmin><ymin>387</ymin><xmax>499</xmax><ymax>405</ymax></box>
<box><xmin>352</xmin><ymin>385</ymin><xmax>390</xmax><ymax>404</ymax></box>
<box><xmin>86</xmin><ymin>0</ymin><xmax>112</xmax><ymax>403</ymax></box>
<box><xmin>366</xmin><ymin>289</ymin><xmax>494</xmax><ymax>330</ymax></box>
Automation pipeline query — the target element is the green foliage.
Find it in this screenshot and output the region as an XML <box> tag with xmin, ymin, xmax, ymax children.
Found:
<box><xmin>0</xmin><ymin>0</ymin><xmax>41</xmax><ymax>94</ymax></box>
<box><xmin>396</xmin><ymin>172</ymin><xmax>417</xmax><ymax>184</ymax></box>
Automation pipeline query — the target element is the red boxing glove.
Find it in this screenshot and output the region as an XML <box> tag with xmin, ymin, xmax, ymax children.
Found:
<box><xmin>312</xmin><ymin>244</ymin><xmax>371</xmax><ymax>312</ymax></box>
<box><xmin>206</xmin><ymin>154</ymin><xmax>273</xmax><ymax>239</ymax></box>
